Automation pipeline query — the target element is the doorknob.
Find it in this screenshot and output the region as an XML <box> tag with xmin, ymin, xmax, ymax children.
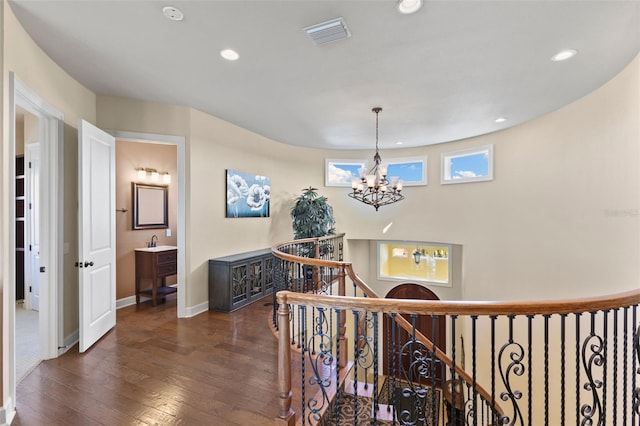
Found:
<box><xmin>84</xmin><ymin>261</ymin><xmax>94</xmax><ymax>267</ymax></box>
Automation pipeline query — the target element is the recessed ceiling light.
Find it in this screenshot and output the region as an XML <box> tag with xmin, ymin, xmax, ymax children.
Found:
<box><xmin>397</xmin><ymin>0</ymin><xmax>423</xmax><ymax>14</ymax></box>
<box><xmin>495</xmin><ymin>117</ymin><xmax>507</xmax><ymax>123</ymax></box>
<box><xmin>162</xmin><ymin>6</ymin><xmax>184</xmax><ymax>21</ymax></box>
<box><xmin>396</xmin><ymin>141</ymin><xmax>404</xmax><ymax>145</ymax></box>
<box><xmin>552</xmin><ymin>49</ymin><xmax>577</xmax><ymax>62</ymax></box>
<box><xmin>220</xmin><ymin>49</ymin><xmax>239</xmax><ymax>61</ymax></box>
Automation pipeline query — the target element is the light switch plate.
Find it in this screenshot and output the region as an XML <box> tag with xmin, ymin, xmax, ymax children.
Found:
<box><xmin>166</xmin><ymin>228</ymin><xmax>172</xmax><ymax>237</ymax></box>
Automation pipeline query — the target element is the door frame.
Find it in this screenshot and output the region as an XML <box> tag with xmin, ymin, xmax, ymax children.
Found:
<box><xmin>6</xmin><ymin>73</ymin><xmax>64</xmax><ymax>419</ymax></box>
<box><xmin>108</xmin><ymin>130</ymin><xmax>187</xmax><ymax>318</ymax></box>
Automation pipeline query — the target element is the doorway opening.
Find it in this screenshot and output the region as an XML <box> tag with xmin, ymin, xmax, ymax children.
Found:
<box><xmin>15</xmin><ymin>107</ymin><xmax>42</xmax><ymax>383</ymax></box>
<box><xmin>110</xmin><ymin>131</ymin><xmax>186</xmax><ymax>318</ymax></box>
<box><xmin>7</xmin><ymin>73</ymin><xmax>64</xmax><ymax>421</ymax></box>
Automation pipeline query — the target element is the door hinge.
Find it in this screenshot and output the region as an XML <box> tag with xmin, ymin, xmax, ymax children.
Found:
<box><xmin>39</xmin><ymin>266</ymin><xmax>46</xmax><ymax>273</ymax></box>
<box><xmin>29</xmin><ymin>286</ymin><xmax>32</xmax><ymax>293</ymax></box>
<box><xmin>29</xmin><ymin>244</ymin><xmax>32</xmax><ymax>251</ymax></box>
<box><xmin>28</xmin><ymin>161</ymin><xmax>32</xmax><ymax>168</ymax></box>
<box><xmin>29</xmin><ymin>202</ymin><xmax>32</xmax><ymax>210</ymax></box>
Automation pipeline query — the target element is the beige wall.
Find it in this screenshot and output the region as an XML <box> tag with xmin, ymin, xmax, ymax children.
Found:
<box><xmin>115</xmin><ymin>140</ymin><xmax>177</xmax><ymax>300</ymax></box>
<box><xmin>97</xmin><ymin>53</ymin><xmax>640</xmax><ymax>310</ymax></box>
<box><xmin>329</xmin><ymin>55</ymin><xmax>640</xmax><ymax>302</ymax></box>
<box><xmin>2</xmin><ymin>0</ymin><xmax>95</xmax><ymax>409</ymax></box>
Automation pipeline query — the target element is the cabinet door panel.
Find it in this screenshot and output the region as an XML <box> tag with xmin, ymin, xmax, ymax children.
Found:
<box><xmin>264</xmin><ymin>256</ymin><xmax>274</xmax><ymax>293</ymax></box>
<box><xmin>231</xmin><ymin>264</ymin><xmax>248</xmax><ymax>304</ymax></box>
<box><xmin>249</xmin><ymin>260</ymin><xmax>263</xmax><ymax>298</ymax></box>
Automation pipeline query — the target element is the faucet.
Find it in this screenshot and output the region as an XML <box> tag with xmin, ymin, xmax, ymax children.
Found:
<box><xmin>150</xmin><ymin>235</ymin><xmax>158</xmax><ymax>248</ymax></box>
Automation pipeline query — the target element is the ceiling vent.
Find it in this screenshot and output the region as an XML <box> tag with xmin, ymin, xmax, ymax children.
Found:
<box><xmin>304</xmin><ymin>17</ymin><xmax>351</xmax><ymax>45</ymax></box>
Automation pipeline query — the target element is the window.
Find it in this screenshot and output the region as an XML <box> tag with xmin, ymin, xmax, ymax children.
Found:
<box><xmin>378</xmin><ymin>241</ymin><xmax>451</xmax><ymax>287</ymax></box>
<box><xmin>441</xmin><ymin>144</ymin><xmax>493</xmax><ymax>184</ymax></box>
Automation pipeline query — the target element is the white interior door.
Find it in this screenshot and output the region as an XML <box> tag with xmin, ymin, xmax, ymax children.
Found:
<box><xmin>78</xmin><ymin>120</ymin><xmax>116</xmax><ymax>352</ymax></box>
<box><xmin>26</xmin><ymin>144</ymin><xmax>41</xmax><ymax>311</ymax></box>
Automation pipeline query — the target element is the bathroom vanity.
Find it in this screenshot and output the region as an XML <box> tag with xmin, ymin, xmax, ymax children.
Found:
<box><xmin>135</xmin><ymin>245</ymin><xmax>178</xmax><ymax>306</ymax></box>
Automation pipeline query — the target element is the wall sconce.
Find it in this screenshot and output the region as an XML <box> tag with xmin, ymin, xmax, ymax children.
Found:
<box><xmin>136</xmin><ymin>168</ymin><xmax>171</xmax><ymax>184</ymax></box>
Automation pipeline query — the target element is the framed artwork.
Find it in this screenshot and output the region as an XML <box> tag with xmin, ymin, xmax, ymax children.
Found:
<box><xmin>385</xmin><ymin>156</ymin><xmax>427</xmax><ymax>186</ymax></box>
<box><xmin>441</xmin><ymin>144</ymin><xmax>493</xmax><ymax>184</ymax></box>
<box><xmin>325</xmin><ymin>159</ymin><xmax>367</xmax><ymax>187</ymax></box>
<box><xmin>226</xmin><ymin>169</ymin><xmax>270</xmax><ymax>218</ymax></box>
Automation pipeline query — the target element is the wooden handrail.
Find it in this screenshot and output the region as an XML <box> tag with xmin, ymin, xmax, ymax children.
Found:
<box><xmin>272</xmin><ymin>237</ymin><xmax>640</xmax><ymax>423</ymax></box>
<box><xmin>276</xmin><ymin>286</ymin><xmax>640</xmax><ymax>316</ymax></box>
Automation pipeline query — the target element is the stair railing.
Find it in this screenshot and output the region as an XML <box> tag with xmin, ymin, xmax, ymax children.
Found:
<box><xmin>272</xmin><ymin>238</ymin><xmax>640</xmax><ymax>425</ymax></box>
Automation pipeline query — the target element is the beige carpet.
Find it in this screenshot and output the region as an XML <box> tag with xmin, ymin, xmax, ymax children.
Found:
<box><xmin>16</xmin><ymin>303</ymin><xmax>40</xmax><ymax>382</ymax></box>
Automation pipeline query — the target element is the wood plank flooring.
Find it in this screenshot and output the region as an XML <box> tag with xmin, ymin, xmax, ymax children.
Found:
<box><xmin>14</xmin><ymin>297</ymin><xmax>281</xmax><ymax>425</ymax></box>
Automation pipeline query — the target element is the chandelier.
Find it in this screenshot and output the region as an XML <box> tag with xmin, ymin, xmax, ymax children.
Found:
<box><xmin>348</xmin><ymin>107</ymin><xmax>405</xmax><ymax>211</ymax></box>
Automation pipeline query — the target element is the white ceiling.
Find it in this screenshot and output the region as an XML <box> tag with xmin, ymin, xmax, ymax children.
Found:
<box><xmin>8</xmin><ymin>0</ymin><xmax>640</xmax><ymax>150</ymax></box>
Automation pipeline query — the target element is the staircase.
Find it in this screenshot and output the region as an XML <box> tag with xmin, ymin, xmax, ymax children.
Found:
<box><xmin>319</xmin><ymin>378</ymin><xmax>444</xmax><ymax>426</ymax></box>
<box><xmin>272</xmin><ymin>235</ymin><xmax>640</xmax><ymax>426</ymax></box>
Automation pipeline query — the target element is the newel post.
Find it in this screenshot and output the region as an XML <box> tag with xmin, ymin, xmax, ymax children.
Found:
<box><xmin>276</xmin><ymin>293</ymin><xmax>295</xmax><ymax>425</ymax></box>
<box><xmin>337</xmin><ymin>265</ymin><xmax>348</xmax><ymax>368</ymax></box>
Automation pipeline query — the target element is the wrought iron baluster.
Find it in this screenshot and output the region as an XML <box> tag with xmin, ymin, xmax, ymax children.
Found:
<box><xmin>305</xmin><ymin>306</ymin><xmax>335</xmax><ymax>425</ymax></box>
<box><xmin>560</xmin><ymin>313</ymin><xmax>566</xmax><ymax>426</ymax></box>
<box><xmin>612</xmin><ymin>308</ymin><xmax>618</xmax><ymax>425</ymax></box>
<box><xmin>450</xmin><ymin>316</ymin><xmax>458</xmax><ymax>426</ymax></box>
<box><xmin>580</xmin><ymin>311</ymin><xmax>604</xmax><ymax>425</ymax></box>
<box><xmin>353</xmin><ymin>309</ymin><xmax>359</xmax><ymax>423</ymax></box>
<box><xmin>527</xmin><ymin>315</ymin><xmax>533</xmax><ymax>426</ymax></box>
<box><xmin>301</xmin><ymin>305</ymin><xmax>307</xmax><ymax>425</ymax></box>
<box><xmin>576</xmin><ymin>312</ymin><xmax>581</xmax><ymax>424</ymax></box>
<box><xmin>623</xmin><ymin>307</ymin><xmax>629</xmax><ymax>424</ymax></box>
<box><xmin>544</xmin><ymin>314</ymin><xmax>551</xmax><ymax>426</ymax></box>
<box><xmin>490</xmin><ymin>315</ymin><xmax>496</xmax><ymax>426</ymax></box>
<box><xmin>392</xmin><ymin>313</ymin><xmax>397</xmax><ymax>425</ymax></box>
<box><xmin>497</xmin><ymin>315</ymin><xmax>524</xmax><ymax>426</ymax></box>
<box><xmin>633</xmin><ymin>305</ymin><xmax>638</xmax><ymax>423</ymax></box>
<box><xmin>373</xmin><ymin>312</ymin><xmax>379</xmax><ymax>422</ymax></box>
<box><xmin>431</xmin><ymin>314</ymin><xmax>438</xmax><ymax>426</ymax></box>
<box><xmin>602</xmin><ymin>310</ymin><xmax>608</xmax><ymax>424</ymax></box>
<box><xmin>335</xmin><ymin>308</ymin><xmax>341</xmax><ymax>426</ymax></box>
<box><xmin>472</xmin><ymin>315</ymin><xmax>478</xmax><ymax>426</ymax></box>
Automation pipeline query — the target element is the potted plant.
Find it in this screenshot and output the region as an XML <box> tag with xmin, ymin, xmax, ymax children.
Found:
<box><xmin>291</xmin><ymin>187</ymin><xmax>336</xmax><ymax>239</ymax></box>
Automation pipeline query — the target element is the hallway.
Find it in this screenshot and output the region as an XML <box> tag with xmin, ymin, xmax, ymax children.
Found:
<box><xmin>14</xmin><ymin>298</ymin><xmax>279</xmax><ymax>425</ymax></box>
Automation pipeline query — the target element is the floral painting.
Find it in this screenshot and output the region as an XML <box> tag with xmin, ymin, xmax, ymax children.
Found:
<box><xmin>226</xmin><ymin>169</ymin><xmax>270</xmax><ymax>218</ymax></box>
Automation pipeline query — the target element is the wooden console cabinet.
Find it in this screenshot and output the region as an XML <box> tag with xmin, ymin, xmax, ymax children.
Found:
<box><xmin>135</xmin><ymin>246</ymin><xmax>178</xmax><ymax>306</ymax></box>
<box><xmin>208</xmin><ymin>248</ymin><xmax>275</xmax><ymax>312</ymax></box>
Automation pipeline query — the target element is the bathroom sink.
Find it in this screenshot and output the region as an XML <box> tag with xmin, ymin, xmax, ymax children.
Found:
<box><xmin>136</xmin><ymin>245</ymin><xmax>177</xmax><ymax>252</ymax></box>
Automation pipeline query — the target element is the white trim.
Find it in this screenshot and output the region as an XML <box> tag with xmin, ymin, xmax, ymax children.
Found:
<box><xmin>108</xmin><ymin>130</ymin><xmax>188</xmax><ymax>318</ymax></box>
<box><xmin>0</xmin><ymin>397</ymin><xmax>15</xmax><ymax>426</ymax></box>
<box><xmin>116</xmin><ymin>296</ymin><xmax>137</xmax><ymax>309</ymax></box>
<box><xmin>184</xmin><ymin>301</ymin><xmax>209</xmax><ymax>318</ymax></box>
<box><xmin>7</xmin><ymin>73</ymin><xmax>64</xmax><ymax>419</ymax></box>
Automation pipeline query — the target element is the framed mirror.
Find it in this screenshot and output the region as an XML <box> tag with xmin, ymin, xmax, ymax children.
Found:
<box><xmin>132</xmin><ymin>182</ymin><xmax>168</xmax><ymax>229</ymax></box>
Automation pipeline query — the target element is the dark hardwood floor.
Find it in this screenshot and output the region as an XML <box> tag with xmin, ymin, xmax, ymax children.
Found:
<box><xmin>14</xmin><ymin>297</ymin><xmax>281</xmax><ymax>425</ymax></box>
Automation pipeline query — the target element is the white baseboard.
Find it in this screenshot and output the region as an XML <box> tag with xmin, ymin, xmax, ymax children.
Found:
<box><xmin>184</xmin><ymin>301</ymin><xmax>209</xmax><ymax>318</ymax></box>
<box><xmin>116</xmin><ymin>296</ymin><xmax>136</xmax><ymax>309</ymax></box>
<box><xmin>58</xmin><ymin>330</ymin><xmax>79</xmax><ymax>355</ymax></box>
<box><xmin>1</xmin><ymin>397</ymin><xmax>15</xmax><ymax>426</ymax></box>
